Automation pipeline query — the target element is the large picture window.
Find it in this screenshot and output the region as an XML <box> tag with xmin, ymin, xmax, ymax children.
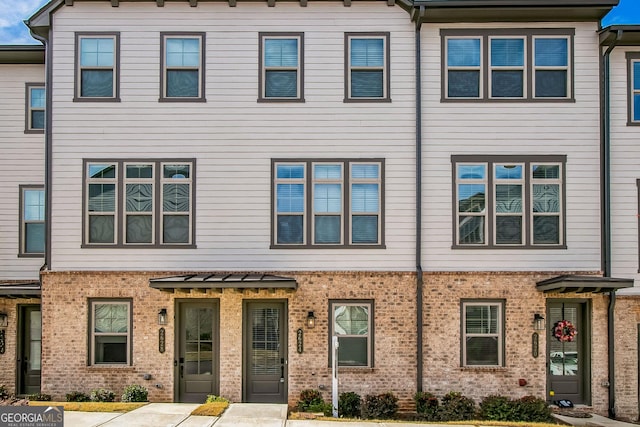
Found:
<box><xmin>272</xmin><ymin>159</ymin><xmax>384</xmax><ymax>248</ymax></box>
<box><xmin>462</xmin><ymin>300</ymin><xmax>504</xmax><ymax>367</ymax></box>
<box><xmin>330</xmin><ymin>300</ymin><xmax>373</xmax><ymax>368</ymax></box>
<box><xmin>345</xmin><ymin>33</ymin><xmax>390</xmax><ymax>101</ymax></box>
<box><xmin>84</xmin><ymin>159</ymin><xmax>194</xmax><ymax>247</ymax></box>
<box><xmin>160</xmin><ymin>33</ymin><xmax>205</xmax><ymax>101</ymax></box>
<box><xmin>259</xmin><ymin>33</ymin><xmax>304</xmax><ymax>101</ymax></box>
<box><xmin>453</xmin><ymin>155</ymin><xmax>565</xmax><ymax>248</ymax></box>
<box><xmin>19</xmin><ymin>185</ymin><xmax>45</xmax><ymax>256</ymax></box>
<box><xmin>75</xmin><ymin>33</ymin><xmax>119</xmax><ymax>101</ymax></box>
<box><xmin>90</xmin><ymin>299</ymin><xmax>131</xmax><ymax>365</ymax></box>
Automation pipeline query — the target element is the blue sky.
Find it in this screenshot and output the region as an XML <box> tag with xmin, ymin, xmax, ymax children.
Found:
<box><xmin>0</xmin><ymin>0</ymin><xmax>638</xmax><ymax>45</ymax></box>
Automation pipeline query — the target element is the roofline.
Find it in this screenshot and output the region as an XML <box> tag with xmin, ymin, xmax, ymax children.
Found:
<box><xmin>0</xmin><ymin>45</ymin><xmax>45</xmax><ymax>64</ymax></box>
<box><xmin>414</xmin><ymin>0</ymin><xmax>618</xmax><ymax>6</ymax></box>
<box><xmin>600</xmin><ymin>25</ymin><xmax>640</xmax><ymax>46</ymax></box>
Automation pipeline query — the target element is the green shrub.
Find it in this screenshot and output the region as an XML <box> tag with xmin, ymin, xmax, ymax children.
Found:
<box><xmin>121</xmin><ymin>384</ymin><xmax>148</xmax><ymax>402</ymax></box>
<box><xmin>479</xmin><ymin>395</ymin><xmax>514</xmax><ymax>421</ymax></box>
<box><xmin>414</xmin><ymin>391</ymin><xmax>439</xmax><ymax>420</ymax></box>
<box><xmin>338</xmin><ymin>391</ymin><xmax>361</xmax><ymax>418</ymax></box>
<box><xmin>90</xmin><ymin>388</ymin><xmax>115</xmax><ymax>402</ymax></box>
<box><xmin>205</xmin><ymin>394</ymin><xmax>229</xmax><ymax>404</ymax></box>
<box><xmin>0</xmin><ymin>385</ymin><xmax>10</xmax><ymax>400</ymax></box>
<box><xmin>361</xmin><ymin>392</ymin><xmax>398</xmax><ymax>420</ymax></box>
<box><xmin>308</xmin><ymin>401</ymin><xmax>333</xmax><ymax>416</ymax></box>
<box><xmin>297</xmin><ymin>389</ymin><xmax>324</xmax><ymax>412</ymax></box>
<box><xmin>514</xmin><ymin>395</ymin><xmax>554</xmax><ymax>422</ymax></box>
<box><xmin>438</xmin><ymin>391</ymin><xmax>475</xmax><ymax>421</ymax></box>
<box><xmin>66</xmin><ymin>391</ymin><xmax>90</xmax><ymax>402</ymax></box>
<box><xmin>27</xmin><ymin>393</ymin><xmax>52</xmax><ymax>402</ymax></box>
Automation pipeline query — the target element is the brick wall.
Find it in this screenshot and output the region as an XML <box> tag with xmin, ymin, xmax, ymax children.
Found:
<box><xmin>614</xmin><ymin>295</ymin><xmax>640</xmax><ymax>421</ymax></box>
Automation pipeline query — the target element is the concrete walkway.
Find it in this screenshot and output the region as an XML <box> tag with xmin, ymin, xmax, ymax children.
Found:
<box><xmin>60</xmin><ymin>402</ymin><xmax>640</xmax><ymax>427</ymax></box>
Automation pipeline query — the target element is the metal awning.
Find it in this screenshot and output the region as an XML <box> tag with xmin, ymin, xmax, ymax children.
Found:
<box><xmin>150</xmin><ymin>273</ymin><xmax>298</xmax><ymax>292</ymax></box>
<box><xmin>0</xmin><ymin>282</ymin><xmax>41</xmax><ymax>299</ymax></box>
<box><xmin>536</xmin><ymin>275</ymin><xmax>633</xmax><ymax>293</ymax></box>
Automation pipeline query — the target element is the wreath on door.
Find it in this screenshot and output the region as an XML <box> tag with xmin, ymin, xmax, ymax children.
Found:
<box><xmin>553</xmin><ymin>320</ymin><xmax>577</xmax><ymax>342</ymax></box>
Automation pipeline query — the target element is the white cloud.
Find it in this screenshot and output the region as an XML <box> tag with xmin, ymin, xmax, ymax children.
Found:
<box><xmin>0</xmin><ymin>0</ymin><xmax>49</xmax><ymax>44</ymax></box>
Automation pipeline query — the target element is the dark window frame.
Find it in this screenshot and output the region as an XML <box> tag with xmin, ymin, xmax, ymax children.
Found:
<box><xmin>258</xmin><ymin>32</ymin><xmax>305</xmax><ymax>103</ymax></box>
<box><xmin>18</xmin><ymin>184</ymin><xmax>45</xmax><ymax>258</ymax></box>
<box><xmin>328</xmin><ymin>299</ymin><xmax>374</xmax><ymax>368</ymax></box>
<box><xmin>82</xmin><ymin>158</ymin><xmax>196</xmax><ymax>248</ymax></box>
<box><xmin>627</xmin><ymin>52</ymin><xmax>640</xmax><ymax>126</ymax></box>
<box><xmin>344</xmin><ymin>32</ymin><xmax>391</xmax><ymax>103</ymax></box>
<box><xmin>159</xmin><ymin>32</ymin><xmax>206</xmax><ymax>102</ymax></box>
<box><xmin>460</xmin><ymin>299</ymin><xmax>505</xmax><ymax>367</ymax></box>
<box><xmin>88</xmin><ymin>298</ymin><xmax>133</xmax><ymax>366</ymax></box>
<box><xmin>441</xmin><ymin>28</ymin><xmax>574</xmax><ymax>102</ymax></box>
<box><xmin>452</xmin><ymin>155</ymin><xmax>567</xmax><ymax>249</ymax></box>
<box><xmin>24</xmin><ymin>83</ymin><xmax>45</xmax><ymax>134</ymax></box>
<box><xmin>74</xmin><ymin>32</ymin><xmax>121</xmax><ymax>102</ymax></box>
<box><xmin>270</xmin><ymin>158</ymin><xmax>385</xmax><ymax>249</ymax></box>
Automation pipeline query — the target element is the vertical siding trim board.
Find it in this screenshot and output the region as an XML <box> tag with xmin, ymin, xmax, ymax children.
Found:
<box><xmin>159</xmin><ymin>32</ymin><xmax>207</xmax><ymax>103</ymax></box>
<box><xmin>626</xmin><ymin>52</ymin><xmax>640</xmax><ymax>126</ymax></box>
<box><xmin>73</xmin><ymin>32</ymin><xmax>121</xmax><ymax>103</ymax></box>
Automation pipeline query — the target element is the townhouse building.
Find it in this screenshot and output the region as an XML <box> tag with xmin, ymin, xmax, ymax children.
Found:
<box><xmin>0</xmin><ymin>0</ymin><xmax>639</xmax><ymax>421</ymax></box>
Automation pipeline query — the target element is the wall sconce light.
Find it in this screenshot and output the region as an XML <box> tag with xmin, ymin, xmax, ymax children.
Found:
<box><xmin>533</xmin><ymin>313</ymin><xmax>545</xmax><ymax>331</ymax></box>
<box><xmin>306</xmin><ymin>311</ymin><xmax>316</xmax><ymax>329</ymax></box>
<box><xmin>158</xmin><ymin>309</ymin><xmax>168</xmax><ymax>326</ymax></box>
<box><xmin>0</xmin><ymin>313</ymin><xmax>7</xmax><ymax>328</ymax></box>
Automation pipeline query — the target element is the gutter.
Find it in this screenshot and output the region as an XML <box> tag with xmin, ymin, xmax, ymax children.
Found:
<box><xmin>415</xmin><ymin>9</ymin><xmax>424</xmax><ymax>393</ymax></box>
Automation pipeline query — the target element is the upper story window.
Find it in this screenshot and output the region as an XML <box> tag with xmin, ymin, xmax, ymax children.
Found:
<box><xmin>453</xmin><ymin>155</ymin><xmax>565</xmax><ymax>248</ymax></box>
<box><xmin>75</xmin><ymin>33</ymin><xmax>120</xmax><ymax>101</ymax></box>
<box><xmin>259</xmin><ymin>33</ymin><xmax>304</xmax><ymax>102</ymax></box>
<box><xmin>84</xmin><ymin>159</ymin><xmax>195</xmax><ymax>247</ymax></box>
<box><xmin>19</xmin><ymin>185</ymin><xmax>45</xmax><ymax>257</ymax></box>
<box><xmin>25</xmin><ymin>83</ymin><xmax>45</xmax><ymax>133</ymax></box>
<box><xmin>462</xmin><ymin>300</ymin><xmax>504</xmax><ymax>367</ymax></box>
<box><xmin>627</xmin><ymin>52</ymin><xmax>640</xmax><ymax>125</ymax></box>
<box><xmin>345</xmin><ymin>33</ymin><xmax>390</xmax><ymax>102</ymax></box>
<box><xmin>160</xmin><ymin>33</ymin><xmax>205</xmax><ymax>101</ymax></box>
<box><xmin>442</xmin><ymin>29</ymin><xmax>573</xmax><ymax>101</ymax></box>
<box><xmin>330</xmin><ymin>300</ymin><xmax>373</xmax><ymax>368</ymax></box>
<box><xmin>272</xmin><ymin>159</ymin><xmax>384</xmax><ymax>248</ymax></box>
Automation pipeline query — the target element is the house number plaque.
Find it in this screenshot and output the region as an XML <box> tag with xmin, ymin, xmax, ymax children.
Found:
<box><xmin>532</xmin><ymin>332</ymin><xmax>539</xmax><ymax>358</ymax></box>
<box><xmin>0</xmin><ymin>330</ymin><xmax>4</xmax><ymax>354</ymax></box>
<box><xmin>296</xmin><ymin>328</ymin><xmax>303</xmax><ymax>354</ymax></box>
<box><xmin>159</xmin><ymin>327</ymin><xmax>166</xmax><ymax>354</ymax></box>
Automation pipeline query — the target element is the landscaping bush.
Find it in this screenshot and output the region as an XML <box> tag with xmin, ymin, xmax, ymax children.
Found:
<box><xmin>414</xmin><ymin>391</ymin><xmax>439</xmax><ymax>421</ymax></box>
<box><xmin>121</xmin><ymin>384</ymin><xmax>148</xmax><ymax>402</ymax></box>
<box><xmin>27</xmin><ymin>393</ymin><xmax>51</xmax><ymax>402</ymax></box>
<box><xmin>90</xmin><ymin>388</ymin><xmax>115</xmax><ymax>402</ymax></box>
<box><xmin>438</xmin><ymin>391</ymin><xmax>475</xmax><ymax>421</ymax></box>
<box><xmin>296</xmin><ymin>389</ymin><xmax>324</xmax><ymax>412</ymax></box>
<box><xmin>66</xmin><ymin>391</ymin><xmax>90</xmax><ymax>402</ymax></box>
<box><xmin>338</xmin><ymin>391</ymin><xmax>361</xmax><ymax>418</ymax></box>
<box><xmin>0</xmin><ymin>385</ymin><xmax>10</xmax><ymax>401</ymax></box>
<box><xmin>205</xmin><ymin>394</ymin><xmax>229</xmax><ymax>404</ymax></box>
<box><xmin>308</xmin><ymin>401</ymin><xmax>333</xmax><ymax>416</ymax></box>
<box><xmin>361</xmin><ymin>392</ymin><xmax>398</xmax><ymax>420</ymax></box>
<box><xmin>514</xmin><ymin>395</ymin><xmax>554</xmax><ymax>422</ymax></box>
<box><xmin>479</xmin><ymin>395</ymin><xmax>514</xmax><ymax>421</ymax></box>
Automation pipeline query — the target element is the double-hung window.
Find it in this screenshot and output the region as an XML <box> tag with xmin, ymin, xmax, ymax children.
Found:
<box><xmin>25</xmin><ymin>83</ymin><xmax>45</xmax><ymax>133</ymax></box>
<box><xmin>453</xmin><ymin>155</ymin><xmax>565</xmax><ymax>248</ymax></box>
<box><xmin>442</xmin><ymin>29</ymin><xmax>572</xmax><ymax>101</ymax></box>
<box><xmin>84</xmin><ymin>159</ymin><xmax>195</xmax><ymax>247</ymax></box>
<box><xmin>90</xmin><ymin>299</ymin><xmax>132</xmax><ymax>365</ymax></box>
<box><xmin>75</xmin><ymin>33</ymin><xmax>119</xmax><ymax>100</ymax></box>
<box><xmin>330</xmin><ymin>300</ymin><xmax>373</xmax><ymax>367</ymax></box>
<box><xmin>462</xmin><ymin>300</ymin><xmax>504</xmax><ymax>367</ymax></box>
<box><xmin>627</xmin><ymin>52</ymin><xmax>640</xmax><ymax>125</ymax></box>
<box><xmin>161</xmin><ymin>33</ymin><xmax>205</xmax><ymax>101</ymax></box>
<box><xmin>345</xmin><ymin>33</ymin><xmax>390</xmax><ymax>101</ymax></box>
<box><xmin>272</xmin><ymin>159</ymin><xmax>384</xmax><ymax>248</ymax></box>
<box><xmin>259</xmin><ymin>33</ymin><xmax>304</xmax><ymax>101</ymax></box>
<box><xmin>19</xmin><ymin>185</ymin><xmax>45</xmax><ymax>256</ymax></box>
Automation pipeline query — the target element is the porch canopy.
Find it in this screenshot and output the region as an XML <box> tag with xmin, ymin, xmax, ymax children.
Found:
<box><xmin>150</xmin><ymin>273</ymin><xmax>298</xmax><ymax>292</ymax></box>
<box><xmin>536</xmin><ymin>275</ymin><xmax>633</xmax><ymax>293</ymax></box>
<box><xmin>0</xmin><ymin>281</ymin><xmax>41</xmax><ymax>299</ymax></box>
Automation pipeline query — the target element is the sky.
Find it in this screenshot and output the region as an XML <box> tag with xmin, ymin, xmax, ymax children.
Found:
<box><xmin>0</xmin><ymin>0</ymin><xmax>638</xmax><ymax>45</ymax></box>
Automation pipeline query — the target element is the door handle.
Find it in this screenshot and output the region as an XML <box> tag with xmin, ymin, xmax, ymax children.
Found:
<box><xmin>180</xmin><ymin>364</ymin><xmax>184</xmax><ymax>379</ymax></box>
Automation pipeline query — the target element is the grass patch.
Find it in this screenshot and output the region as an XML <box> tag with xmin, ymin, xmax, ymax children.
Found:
<box><xmin>29</xmin><ymin>401</ymin><xmax>146</xmax><ymax>412</ymax></box>
<box><xmin>190</xmin><ymin>401</ymin><xmax>229</xmax><ymax>417</ymax></box>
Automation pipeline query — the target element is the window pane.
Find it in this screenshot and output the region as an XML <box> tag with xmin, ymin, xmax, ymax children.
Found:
<box><xmin>535</xmin><ymin>70</ymin><xmax>567</xmax><ymax>97</ymax></box>
<box><xmin>532</xmin><ymin>164</ymin><xmax>559</xmax><ymax>179</ymax></box>
<box><xmin>495</xmin><ymin>164</ymin><xmax>522</xmax><ymax>179</ymax></box>
<box><xmin>81</xmin><ymin>70</ymin><xmax>113</xmax><ymax>97</ymax></box>
<box><xmin>95</xmin><ymin>304</ymin><xmax>128</xmax><ymax>333</ymax></box>
<box><xmin>278</xmin><ymin>165</ymin><xmax>304</xmax><ymax>179</ymax></box>
<box><xmin>163</xmin><ymin>215</ymin><xmax>189</xmax><ymax>243</ymax></box>
<box><xmin>277</xmin><ymin>216</ymin><xmax>303</xmax><ymax>244</ymax></box>
<box><xmin>164</xmin><ymin>164</ymin><xmax>190</xmax><ymax>179</ymax></box>
<box><xmin>89</xmin><ymin>164</ymin><xmax>116</xmax><ymax>179</ymax></box>
<box><xmin>491</xmin><ymin>70</ymin><xmax>523</xmax><ymax>97</ymax></box>
<box><xmin>88</xmin><ymin>184</ymin><xmax>115</xmax><ymax>212</ymax></box>
<box><xmin>447</xmin><ymin>39</ymin><xmax>480</xmax><ymax>67</ymax></box>
<box><xmin>94</xmin><ymin>336</ymin><xmax>127</xmax><ymax>363</ymax></box>
<box><xmin>458</xmin><ymin>164</ymin><xmax>485</xmax><ymax>179</ymax></box>
<box><xmin>351</xmin><ymin>39</ymin><xmax>384</xmax><ymax>67</ymax></box>
<box><xmin>352</xmin><ymin>215</ymin><xmax>378</xmax><ymax>243</ymax></box>
<box><xmin>265</xmin><ymin>39</ymin><xmax>298</xmax><ymax>67</ymax></box>
<box><xmin>459</xmin><ymin>216</ymin><xmax>484</xmax><ymax>244</ymax></box>
<box><xmin>166</xmin><ymin>38</ymin><xmax>200</xmax><ymax>67</ymax></box>
<box><xmin>126</xmin><ymin>164</ymin><xmax>152</xmax><ymax>179</ymax></box>
<box><xmin>535</xmin><ymin>38</ymin><xmax>568</xmax><ymax>66</ymax></box>
<box><xmin>315</xmin><ymin>216</ymin><xmax>340</xmax><ymax>244</ymax></box>
<box><xmin>634</xmin><ymin>94</ymin><xmax>640</xmax><ymax>121</ymax></box>
<box><xmin>89</xmin><ymin>216</ymin><xmax>114</xmax><ymax>243</ymax></box>
<box><xmin>24</xmin><ymin>190</ymin><xmax>44</xmax><ymax>220</ymax></box>
<box><xmin>277</xmin><ymin>184</ymin><xmax>304</xmax><ymax>213</ymax></box>
<box><xmin>496</xmin><ymin>216</ymin><xmax>522</xmax><ymax>244</ymax></box>
<box><xmin>31</xmin><ymin>111</ymin><xmax>45</xmax><ymax>129</ymax></box>
<box><xmin>25</xmin><ymin>223</ymin><xmax>45</xmax><ymax>253</ymax></box>
<box><xmin>351</xmin><ymin>71</ymin><xmax>383</xmax><ymax>98</ymax></box>
<box><xmin>314</xmin><ymin>165</ymin><xmax>341</xmax><ymax>179</ymax></box>
<box><xmin>495</xmin><ymin>185</ymin><xmax>522</xmax><ymax>213</ymax></box>
<box><xmin>466</xmin><ymin>336</ymin><xmax>498</xmax><ymax>365</ymax></box>
<box><xmin>337</xmin><ymin>337</ymin><xmax>368</xmax><ymax>366</ymax></box>
<box><xmin>335</xmin><ymin>305</ymin><xmax>369</xmax><ymax>334</ymax></box>
<box><xmin>351</xmin><ymin>164</ymin><xmax>379</xmax><ymax>179</ymax></box>
<box><xmin>491</xmin><ymin>39</ymin><xmax>524</xmax><ymax>66</ymax></box>
<box><xmin>80</xmin><ymin>38</ymin><xmax>114</xmax><ymax>67</ymax></box>
<box><xmin>448</xmin><ymin>71</ymin><xmax>480</xmax><ymax>98</ymax></box>
<box><xmin>351</xmin><ymin>184</ymin><xmax>378</xmax><ymax>212</ymax></box>
<box><xmin>458</xmin><ymin>184</ymin><xmax>485</xmax><ymax>213</ymax></box>
<box><xmin>163</xmin><ymin>184</ymin><xmax>190</xmax><ymax>212</ymax></box>
<box><xmin>265</xmin><ymin>71</ymin><xmax>297</xmax><ymax>98</ymax></box>
<box><xmin>126</xmin><ymin>184</ymin><xmax>153</xmax><ymax>212</ymax></box>
<box><xmin>533</xmin><ymin>184</ymin><xmax>560</xmax><ymax>213</ymax></box>
<box><xmin>167</xmin><ymin>70</ymin><xmax>199</xmax><ymax>97</ymax></box>
<box><xmin>30</xmin><ymin>88</ymin><xmax>45</xmax><ymax>108</ymax></box>
<box><xmin>634</xmin><ymin>62</ymin><xmax>640</xmax><ymax>90</ymax></box>
<box><xmin>466</xmin><ymin>305</ymin><xmax>498</xmax><ymax>333</ymax></box>
<box><xmin>314</xmin><ymin>184</ymin><xmax>341</xmax><ymax>213</ymax></box>
<box><xmin>126</xmin><ymin>215</ymin><xmax>152</xmax><ymax>243</ymax></box>
<box><xmin>533</xmin><ymin>216</ymin><xmax>559</xmax><ymax>244</ymax></box>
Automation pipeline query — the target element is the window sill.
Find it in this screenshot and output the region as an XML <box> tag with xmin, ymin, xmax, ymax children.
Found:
<box><xmin>326</xmin><ymin>366</ymin><xmax>375</xmax><ymax>373</ymax></box>
<box><xmin>460</xmin><ymin>366</ymin><xmax>506</xmax><ymax>372</ymax></box>
<box><xmin>271</xmin><ymin>244</ymin><xmax>385</xmax><ymax>249</ymax></box>
<box><xmin>87</xmin><ymin>365</ymin><xmax>135</xmax><ymax>370</ymax></box>
<box><xmin>451</xmin><ymin>244</ymin><xmax>567</xmax><ymax>250</ymax></box>
<box><xmin>73</xmin><ymin>97</ymin><xmax>121</xmax><ymax>103</ymax></box>
<box><xmin>441</xmin><ymin>97</ymin><xmax>574</xmax><ymax>103</ymax></box>
<box><xmin>81</xmin><ymin>244</ymin><xmax>197</xmax><ymax>249</ymax></box>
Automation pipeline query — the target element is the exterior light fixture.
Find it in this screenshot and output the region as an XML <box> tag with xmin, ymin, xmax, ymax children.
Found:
<box><xmin>158</xmin><ymin>309</ymin><xmax>168</xmax><ymax>326</ymax></box>
<box><xmin>306</xmin><ymin>311</ymin><xmax>316</xmax><ymax>329</ymax></box>
<box><xmin>533</xmin><ymin>313</ymin><xmax>545</xmax><ymax>331</ymax></box>
<box><xmin>0</xmin><ymin>313</ymin><xmax>7</xmax><ymax>328</ymax></box>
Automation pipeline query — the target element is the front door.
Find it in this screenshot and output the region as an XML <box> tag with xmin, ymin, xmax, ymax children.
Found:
<box><xmin>548</xmin><ymin>301</ymin><xmax>589</xmax><ymax>404</ymax></box>
<box><xmin>17</xmin><ymin>305</ymin><xmax>41</xmax><ymax>395</ymax></box>
<box><xmin>243</xmin><ymin>301</ymin><xmax>287</xmax><ymax>403</ymax></box>
<box><xmin>177</xmin><ymin>301</ymin><xmax>219</xmax><ymax>403</ymax></box>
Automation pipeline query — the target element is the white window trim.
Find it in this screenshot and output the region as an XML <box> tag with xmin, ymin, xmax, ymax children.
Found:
<box><xmin>532</xmin><ymin>35</ymin><xmax>571</xmax><ymax>99</ymax></box>
<box><xmin>488</xmin><ymin>36</ymin><xmax>527</xmax><ymax>99</ymax></box>
<box><xmin>493</xmin><ymin>163</ymin><xmax>525</xmax><ymax>246</ymax></box>
<box><xmin>330</xmin><ymin>301</ymin><xmax>373</xmax><ymax>368</ymax></box>
<box><xmin>445</xmin><ymin>36</ymin><xmax>483</xmax><ymax>100</ymax></box>
<box><xmin>162</xmin><ymin>34</ymin><xmax>204</xmax><ymax>99</ymax></box>
<box><xmin>261</xmin><ymin>34</ymin><xmax>302</xmax><ymax>100</ymax></box>
<box><xmin>347</xmin><ymin>34</ymin><xmax>388</xmax><ymax>100</ymax></box>
<box><xmin>90</xmin><ymin>300</ymin><xmax>131</xmax><ymax>366</ymax></box>
<box><xmin>456</xmin><ymin>163</ymin><xmax>488</xmax><ymax>246</ymax></box>
<box><xmin>349</xmin><ymin>162</ymin><xmax>382</xmax><ymax>246</ymax></box>
<box><xmin>274</xmin><ymin>162</ymin><xmax>307</xmax><ymax>246</ymax></box>
<box><xmin>77</xmin><ymin>34</ymin><xmax>117</xmax><ymax>99</ymax></box>
<box><xmin>462</xmin><ymin>301</ymin><xmax>503</xmax><ymax>367</ymax></box>
<box><xmin>124</xmin><ymin>163</ymin><xmax>155</xmax><ymax>245</ymax></box>
<box><xmin>530</xmin><ymin>162</ymin><xmax>563</xmax><ymax>245</ymax></box>
<box><xmin>312</xmin><ymin>162</ymin><xmax>344</xmax><ymax>245</ymax></box>
<box><xmin>86</xmin><ymin>162</ymin><xmax>118</xmax><ymax>245</ymax></box>
<box><xmin>160</xmin><ymin>162</ymin><xmax>194</xmax><ymax>245</ymax></box>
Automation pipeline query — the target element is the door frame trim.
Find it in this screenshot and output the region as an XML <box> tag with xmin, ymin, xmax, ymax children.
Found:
<box><xmin>242</xmin><ymin>299</ymin><xmax>288</xmax><ymax>403</ymax></box>
<box><xmin>16</xmin><ymin>304</ymin><xmax>41</xmax><ymax>396</ymax></box>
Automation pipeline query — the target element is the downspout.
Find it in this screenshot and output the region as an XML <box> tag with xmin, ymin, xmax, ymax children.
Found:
<box><xmin>601</xmin><ymin>29</ymin><xmax>622</xmax><ymax>419</ymax></box>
